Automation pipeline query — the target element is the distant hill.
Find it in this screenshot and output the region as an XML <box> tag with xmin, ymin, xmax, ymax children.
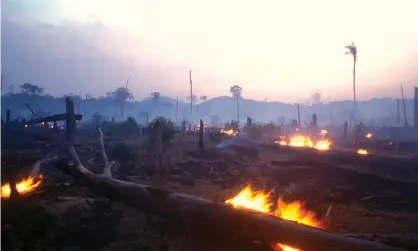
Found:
<box><xmin>1</xmin><ymin>93</ymin><xmax>414</xmax><ymax>126</ymax></box>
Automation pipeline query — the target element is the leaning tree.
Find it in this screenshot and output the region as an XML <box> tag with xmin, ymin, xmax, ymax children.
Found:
<box><xmin>230</xmin><ymin>85</ymin><xmax>243</xmax><ymax>121</ymax></box>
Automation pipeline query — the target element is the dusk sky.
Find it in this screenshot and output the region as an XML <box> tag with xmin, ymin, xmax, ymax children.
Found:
<box><xmin>2</xmin><ymin>0</ymin><xmax>418</xmax><ymax>103</ymax></box>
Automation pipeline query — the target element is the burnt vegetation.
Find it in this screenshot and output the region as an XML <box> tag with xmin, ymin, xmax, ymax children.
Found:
<box><xmin>2</xmin><ymin>88</ymin><xmax>418</xmax><ymax>251</ymax></box>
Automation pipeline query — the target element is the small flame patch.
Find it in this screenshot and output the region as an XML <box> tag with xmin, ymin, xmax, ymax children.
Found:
<box><xmin>1</xmin><ymin>174</ymin><xmax>44</xmax><ymax>199</ymax></box>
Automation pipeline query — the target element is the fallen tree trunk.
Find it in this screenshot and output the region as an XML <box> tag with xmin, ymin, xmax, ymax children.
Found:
<box><xmin>52</xmin><ymin>157</ymin><xmax>404</xmax><ymax>251</ymax></box>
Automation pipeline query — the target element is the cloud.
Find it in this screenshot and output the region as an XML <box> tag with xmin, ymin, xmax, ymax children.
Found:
<box><xmin>1</xmin><ymin>1</ymin><xmax>189</xmax><ymax>99</ymax></box>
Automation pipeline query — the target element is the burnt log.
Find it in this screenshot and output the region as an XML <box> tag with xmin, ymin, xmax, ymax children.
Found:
<box><xmin>51</xmin><ymin>147</ymin><xmax>404</xmax><ymax>251</ymax></box>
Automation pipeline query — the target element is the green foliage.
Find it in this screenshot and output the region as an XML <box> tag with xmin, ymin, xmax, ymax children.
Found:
<box><xmin>147</xmin><ymin>116</ymin><xmax>175</xmax><ymax>143</ymax></box>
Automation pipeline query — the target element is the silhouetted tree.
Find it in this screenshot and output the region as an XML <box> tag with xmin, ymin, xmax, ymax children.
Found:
<box><xmin>230</xmin><ymin>85</ymin><xmax>243</xmax><ymax>121</ymax></box>
<box><xmin>107</xmin><ymin>87</ymin><xmax>134</xmax><ymax>121</ymax></box>
<box><xmin>311</xmin><ymin>92</ymin><xmax>322</xmax><ymax>105</ymax></box>
<box><xmin>20</xmin><ymin>83</ymin><xmax>44</xmax><ymax>96</ymax></box>
<box><xmin>92</xmin><ymin>113</ymin><xmax>103</xmax><ymax>126</ymax></box>
<box><xmin>7</xmin><ymin>84</ymin><xmax>14</xmax><ymax>94</ymax></box>
<box><xmin>151</xmin><ymin>92</ymin><xmax>161</xmax><ymax>105</ymax></box>
<box><xmin>345</xmin><ymin>42</ymin><xmax>358</xmax><ymax>122</ymax></box>
<box><xmin>200</xmin><ymin>96</ymin><xmax>208</xmax><ymax>101</ymax></box>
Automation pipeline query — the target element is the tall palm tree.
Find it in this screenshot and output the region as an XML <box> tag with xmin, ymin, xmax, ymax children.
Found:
<box><xmin>345</xmin><ymin>42</ymin><xmax>357</xmax><ymax>122</ymax></box>
<box><xmin>230</xmin><ymin>85</ymin><xmax>243</xmax><ymax>121</ymax></box>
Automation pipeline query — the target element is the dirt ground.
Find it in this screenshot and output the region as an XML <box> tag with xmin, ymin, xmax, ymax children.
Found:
<box><xmin>2</xmin><ymin>132</ymin><xmax>418</xmax><ymax>251</ymax></box>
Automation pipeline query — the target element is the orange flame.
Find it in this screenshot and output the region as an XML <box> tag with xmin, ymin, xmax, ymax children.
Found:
<box><xmin>314</xmin><ymin>140</ymin><xmax>331</xmax><ymax>151</ymax></box>
<box><xmin>1</xmin><ymin>174</ymin><xmax>43</xmax><ymax>199</ymax></box>
<box><xmin>225</xmin><ymin>185</ymin><xmax>323</xmax><ymax>251</ymax></box>
<box><xmin>274</xmin><ymin>139</ymin><xmax>287</xmax><ymax>146</ymax></box>
<box><xmin>289</xmin><ymin>135</ymin><xmax>313</xmax><ymax>148</ymax></box>
<box><xmin>365</xmin><ymin>133</ymin><xmax>372</xmax><ymax>139</ymax></box>
<box><xmin>357</xmin><ymin>149</ymin><xmax>368</xmax><ymax>155</ymax></box>
<box><xmin>221</xmin><ymin>128</ymin><xmax>237</xmax><ymax>136</ymax></box>
<box><xmin>276</xmin><ymin>135</ymin><xmax>331</xmax><ymax>151</ymax></box>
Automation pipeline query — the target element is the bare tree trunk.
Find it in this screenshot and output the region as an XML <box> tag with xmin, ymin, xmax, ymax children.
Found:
<box><xmin>153</xmin><ymin>121</ymin><xmax>165</xmax><ymax>189</ymax></box>
<box><xmin>121</xmin><ymin>100</ymin><xmax>124</xmax><ymax>122</ymax></box>
<box><xmin>237</xmin><ymin>96</ymin><xmax>240</xmax><ymax>121</ymax></box>
<box><xmin>401</xmin><ymin>84</ymin><xmax>408</xmax><ymax>127</ymax></box>
<box><xmin>353</xmin><ymin>60</ymin><xmax>357</xmax><ymax>124</ymax></box>
<box><xmin>198</xmin><ymin>119</ymin><xmax>205</xmax><ymax>152</ymax></box>
<box><xmin>190</xmin><ymin>70</ymin><xmax>193</xmax><ymax>115</ymax></box>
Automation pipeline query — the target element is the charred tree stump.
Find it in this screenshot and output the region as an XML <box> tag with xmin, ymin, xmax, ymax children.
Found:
<box><xmin>343</xmin><ymin>121</ymin><xmax>348</xmax><ymax>139</ymax></box>
<box><xmin>198</xmin><ymin>119</ymin><xmax>205</xmax><ymax>152</ymax></box>
<box><xmin>65</xmin><ymin>97</ymin><xmax>76</xmax><ymax>142</ymax></box>
<box><xmin>153</xmin><ymin>121</ymin><xmax>165</xmax><ymax>189</ymax></box>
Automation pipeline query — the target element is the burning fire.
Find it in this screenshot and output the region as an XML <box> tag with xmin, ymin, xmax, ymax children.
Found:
<box><xmin>289</xmin><ymin>135</ymin><xmax>314</xmax><ymax>148</ymax></box>
<box><xmin>314</xmin><ymin>140</ymin><xmax>331</xmax><ymax>151</ymax></box>
<box><xmin>365</xmin><ymin>133</ymin><xmax>372</xmax><ymax>139</ymax></box>
<box><xmin>357</xmin><ymin>149</ymin><xmax>368</xmax><ymax>155</ymax></box>
<box><xmin>221</xmin><ymin>128</ymin><xmax>237</xmax><ymax>136</ymax></box>
<box><xmin>274</xmin><ymin>139</ymin><xmax>287</xmax><ymax>146</ymax></box>
<box><xmin>276</xmin><ymin>135</ymin><xmax>331</xmax><ymax>151</ymax></box>
<box><xmin>226</xmin><ymin>185</ymin><xmax>323</xmax><ymax>251</ymax></box>
<box><xmin>1</xmin><ymin>174</ymin><xmax>44</xmax><ymax>199</ymax></box>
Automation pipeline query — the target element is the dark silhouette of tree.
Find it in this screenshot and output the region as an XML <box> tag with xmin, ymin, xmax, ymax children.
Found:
<box><xmin>92</xmin><ymin>113</ymin><xmax>103</xmax><ymax>126</ymax></box>
<box><xmin>7</xmin><ymin>84</ymin><xmax>14</xmax><ymax>94</ymax></box>
<box><xmin>345</xmin><ymin>42</ymin><xmax>357</xmax><ymax>122</ymax></box>
<box><xmin>20</xmin><ymin>83</ymin><xmax>44</xmax><ymax>96</ymax></box>
<box><xmin>200</xmin><ymin>96</ymin><xmax>208</xmax><ymax>101</ymax></box>
<box><xmin>151</xmin><ymin>92</ymin><xmax>161</xmax><ymax>104</ymax></box>
<box><xmin>311</xmin><ymin>92</ymin><xmax>322</xmax><ymax>105</ymax></box>
<box><xmin>230</xmin><ymin>85</ymin><xmax>243</xmax><ymax>121</ymax></box>
<box><xmin>107</xmin><ymin>87</ymin><xmax>134</xmax><ymax>121</ymax></box>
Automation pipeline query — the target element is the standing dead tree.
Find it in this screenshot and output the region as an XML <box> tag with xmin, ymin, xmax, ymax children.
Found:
<box><xmin>189</xmin><ymin>70</ymin><xmax>193</xmax><ymax>114</ymax></box>
<box><xmin>153</xmin><ymin>120</ymin><xmax>165</xmax><ymax>188</ymax></box>
<box><xmin>230</xmin><ymin>85</ymin><xmax>243</xmax><ymax>122</ymax></box>
<box><xmin>345</xmin><ymin>42</ymin><xmax>358</xmax><ymax>123</ymax></box>
<box><xmin>198</xmin><ymin>119</ymin><xmax>205</xmax><ymax>152</ymax></box>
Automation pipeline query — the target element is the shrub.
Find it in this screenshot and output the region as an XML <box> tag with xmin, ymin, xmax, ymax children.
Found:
<box><xmin>110</xmin><ymin>143</ymin><xmax>135</xmax><ymax>161</ymax></box>
<box><xmin>147</xmin><ymin>116</ymin><xmax>176</xmax><ymax>143</ymax></box>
